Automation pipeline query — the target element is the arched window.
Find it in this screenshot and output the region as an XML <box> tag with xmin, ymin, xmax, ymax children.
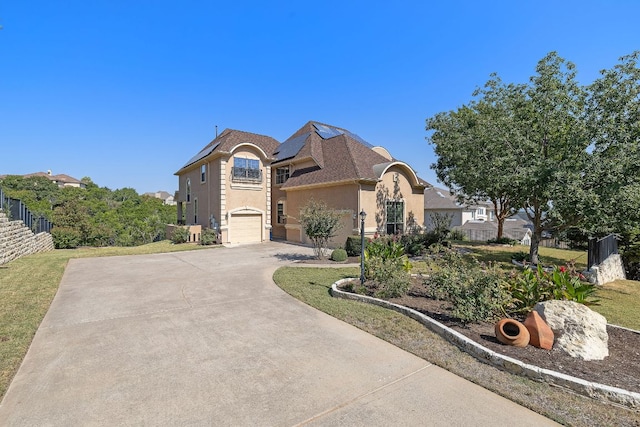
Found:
<box><xmin>186</xmin><ymin>178</ymin><xmax>191</xmax><ymax>202</ymax></box>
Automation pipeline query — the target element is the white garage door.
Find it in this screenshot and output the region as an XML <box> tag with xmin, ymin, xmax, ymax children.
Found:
<box><xmin>231</xmin><ymin>214</ymin><xmax>262</xmax><ymax>244</ymax></box>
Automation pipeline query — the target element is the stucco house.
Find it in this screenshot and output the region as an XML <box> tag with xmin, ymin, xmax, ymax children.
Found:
<box><xmin>423</xmin><ymin>186</ymin><xmax>492</xmax><ymax>229</ymax></box>
<box><xmin>175</xmin><ymin>121</ymin><xmax>428</xmax><ymax>245</ymax></box>
<box><xmin>143</xmin><ymin>191</ymin><xmax>176</xmax><ymax>206</ymax></box>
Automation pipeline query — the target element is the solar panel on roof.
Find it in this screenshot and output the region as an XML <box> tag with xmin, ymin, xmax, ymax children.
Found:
<box><xmin>345</xmin><ymin>131</ymin><xmax>374</xmax><ymax>148</ymax></box>
<box><xmin>275</xmin><ymin>132</ymin><xmax>310</xmax><ymax>161</ymax></box>
<box><xmin>313</xmin><ymin>123</ymin><xmax>342</xmax><ymax>139</ymax></box>
<box><xmin>312</xmin><ymin>122</ymin><xmax>374</xmax><ymax>148</ymax></box>
<box><xmin>182</xmin><ymin>142</ymin><xmax>220</xmax><ymax>168</ymax></box>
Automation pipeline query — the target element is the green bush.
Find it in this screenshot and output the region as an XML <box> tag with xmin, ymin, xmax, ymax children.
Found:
<box><xmin>426</xmin><ymin>258</ymin><xmax>509</xmax><ymax>323</ymax></box>
<box><xmin>487</xmin><ymin>237</ymin><xmax>518</xmax><ymax>245</ymax></box>
<box><xmin>505</xmin><ymin>263</ymin><xmax>599</xmax><ymax>315</ymax></box>
<box><xmin>448</xmin><ymin>228</ymin><xmax>467</xmax><ymax>241</ymax></box>
<box><xmin>364</xmin><ymin>238</ymin><xmax>412</xmax><ymax>298</ymax></box>
<box><xmin>51</xmin><ymin>226</ymin><xmax>82</xmax><ymax>249</ymax></box>
<box><xmin>345</xmin><ymin>235</ymin><xmax>371</xmax><ymax>257</ymax></box>
<box><xmin>330</xmin><ymin>248</ymin><xmax>348</xmax><ymax>262</ymax></box>
<box><xmin>171</xmin><ymin>226</ymin><xmax>190</xmax><ymax>244</ymax></box>
<box><xmin>200</xmin><ymin>228</ymin><xmax>218</xmax><ymax>245</ymax></box>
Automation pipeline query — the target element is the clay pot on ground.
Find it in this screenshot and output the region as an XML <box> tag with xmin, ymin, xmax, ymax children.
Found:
<box><xmin>495</xmin><ymin>318</ymin><xmax>530</xmax><ymax>347</ymax></box>
<box><xmin>523</xmin><ymin>310</ymin><xmax>554</xmax><ymax>350</ymax></box>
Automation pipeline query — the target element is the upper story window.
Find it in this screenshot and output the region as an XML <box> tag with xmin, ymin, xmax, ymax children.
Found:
<box><xmin>275</xmin><ymin>167</ymin><xmax>290</xmax><ymax>185</ymax></box>
<box><xmin>477</xmin><ymin>207</ymin><xmax>485</xmax><ymax>216</ymax></box>
<box><xmin>201</xmin><ymin>164</ymin><xmax>206</xmax><ymax>183</ymax></box>
<box><xmin>386</xmin><ymin>201</ymin><xmax>404</xmax><ymax>235</ymax></box>
<box><xmin>186</xmin><ymin>178</ymin><xmax>191</xmax><ymax>202</ymax></box>
<box><xmin>232</xmin><ymin>157</ymin><xmax>262</xmax><ymax>183</ymax></box>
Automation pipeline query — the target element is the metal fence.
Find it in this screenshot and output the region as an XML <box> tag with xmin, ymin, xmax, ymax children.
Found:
<box><xmin>0</xmin><ymin>187</ymin><xmax>53</xmax><ymax>233</ymax></box>
<box><xmin>588</xmin><ymin>234</ymin><xmax>618</xmax><ymax>269</ymax></box>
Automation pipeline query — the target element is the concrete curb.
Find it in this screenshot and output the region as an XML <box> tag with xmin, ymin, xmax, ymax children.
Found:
<box><xmin>330</xmin><ymin>278</ymin><xmax>640</xmax><ymax>410</ymax></box>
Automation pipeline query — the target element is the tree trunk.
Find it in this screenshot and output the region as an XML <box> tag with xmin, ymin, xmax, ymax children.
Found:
<box><xmin>529</xmin><ymin>230</ymin><xmax>542</xmax><ymax>266</ymax></box>
<box><xmin>497</xmin><ymin>218</ymin><xmax>504</xmax><ymax>240</ymax></box>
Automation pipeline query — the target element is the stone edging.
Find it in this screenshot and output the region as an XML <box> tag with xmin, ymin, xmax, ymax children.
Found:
<box><xmin>330</xmin><ymin>278</ymin><xmax>640</xmax><ymax>409</ymax></box>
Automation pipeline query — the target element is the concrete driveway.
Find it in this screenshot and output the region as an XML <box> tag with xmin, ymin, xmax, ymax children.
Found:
<box><xmin>0</xmin><ymin>242</ymin><xmax>557</xmax><ymax>426</ymax></box>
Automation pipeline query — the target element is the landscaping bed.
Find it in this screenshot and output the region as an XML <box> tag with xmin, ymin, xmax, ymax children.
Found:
<box><xmin>386</xmin><ymin>279</ymin><xmax>640</xmax><ymax>394</ymax></box>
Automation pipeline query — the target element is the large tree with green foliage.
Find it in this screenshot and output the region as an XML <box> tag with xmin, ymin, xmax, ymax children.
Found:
<box><xmin>585</xmin><ymin>52</ymin><xmax>640</xmax><ymax>278</ymax></box>
<box><xmin>427</xmin><ymin>75</ymin><xmax>525</xmax><ymax>240</ymax></box>
<box><xmin>427</xmin><ymin>52</ymin><xmax>591</xmax><ymax>265</ymax></box>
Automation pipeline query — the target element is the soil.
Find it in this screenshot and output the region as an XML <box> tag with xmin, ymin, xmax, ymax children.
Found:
<box><xmin>332</xmin><ymin>274</ymin><xmax>640</xmax><ymax>394</ymax></box>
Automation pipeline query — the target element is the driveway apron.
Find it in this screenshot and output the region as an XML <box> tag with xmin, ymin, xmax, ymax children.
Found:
<box><xmin>0</xmin><ymin>242</ymin><xmax>557</xmax><ymax>426</ymax></box>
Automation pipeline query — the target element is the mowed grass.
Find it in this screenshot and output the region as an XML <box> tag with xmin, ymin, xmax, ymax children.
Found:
<box><xmin>0</xmin><ymin>241</ymin><xmax>211</xmax><ymax>399</ymax></box>
<box><xmin>456</xmin><ymin>242</ymin><xmax>589</xmax><ymax>270</ymax></box>
<box><xmin>594</xmin><ymin>280</ymin><xmax>640</xmax><ymax>330</ymax></box>
<box><xmin>273</xmin><ymin>265</ymin><xmax>640</xmax><ymax>426</ymax></box>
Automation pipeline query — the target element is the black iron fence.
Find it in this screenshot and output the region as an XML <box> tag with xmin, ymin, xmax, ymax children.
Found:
<box><xmin>588</xmin><ymin>234</ymin><xmax>617</xmax><ymax>269</ymax></box>
<box><xmin>0</xmin><ymin>187</ymin><xmax>53</xmax><ymax>233</ymax></box>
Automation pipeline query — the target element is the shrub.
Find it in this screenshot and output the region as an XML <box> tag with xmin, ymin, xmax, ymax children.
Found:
<box><xmin>505</xmin><ymin>263</ymin><xmax>599</xmax><ymax>314</ymax></box>
<box><xmin>488</xmin><ymin>237</ymin><xmax>518</xmax><ymax>245</ymax></box>
<box><xmin>200</xmin><ymin>228</ymin><xmax>218</xmax><ymax>245</ymax></box>
<box><xmin>171</xmin><ymin>226</ymin><xmax>190</xmax><ymax>244</ymax></box>
<box><xmin>345</xmin><ymin>235</ymin><xmax>371</xmax><ymax>257</ymax></box>
<box><xmin>448</xmin><ymin>228</ymin><xmax>467</xmax><ymax>241</ymax></box>
<box><xmin>330</xmin><ymin>248</ymin><xmax>348</xmax><ymax>262</ymax></box>
<box><xmin>51</xmin><ymin>226</ymin><xmax>81</xmax><ymax>249</ymax></box>
<box><xmin>298</xmin><ymin>199</ymin><xmax>342</xmax><ymax>259</ymax></box>
<box><xmin>365</xmin><ymin>238</ymin><xmax>412</xmax><ymax>298</ymax></box>
<box><xmin>511</xmin><ymin>251</ymin><xmax>529</xmax><ymax>262</ymax></box>
<box><xmin>426</xmin><ymin>258</ymin><xmax>509</xmax><ymax>323</ymax></box>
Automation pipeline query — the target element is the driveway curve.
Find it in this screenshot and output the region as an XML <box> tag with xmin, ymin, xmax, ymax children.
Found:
<box><xmin>0</xmin><ymin>242</ymin><xmax>557</xmax><ymax>426</ymax></box>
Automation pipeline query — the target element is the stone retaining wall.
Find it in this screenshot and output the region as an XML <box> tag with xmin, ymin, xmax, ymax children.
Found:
<box><xmin>0</xmin><ymin>212</ymin><xmax>54</xmax><ymax>265</ymax></box>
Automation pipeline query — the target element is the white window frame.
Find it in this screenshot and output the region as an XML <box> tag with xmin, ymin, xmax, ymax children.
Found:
<box><xmin>275</xmin><ymin>167</ymin><xmax>290</xmax><ymax>185</ymax></box>
<box><xmin>277</xmin><ymin>201</ymin><xmax>286</xmax><ymax>224</ymax></box>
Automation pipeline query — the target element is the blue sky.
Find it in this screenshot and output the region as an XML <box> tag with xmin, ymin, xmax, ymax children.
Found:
<box><xmin>1</xmin><ymin>1</ymin><xmax>639</xmax><ymax>193</ymax></box>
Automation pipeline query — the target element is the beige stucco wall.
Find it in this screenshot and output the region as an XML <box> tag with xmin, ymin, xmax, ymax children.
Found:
<box><xmin>364</xmin><ymin>165</ymin><xmax>425</xmax><ymax>234</ymax></box>
<box><xmin>282</xmin><ymin>184</ymin><xmax>359</xmax><ymax>247</ymax></box>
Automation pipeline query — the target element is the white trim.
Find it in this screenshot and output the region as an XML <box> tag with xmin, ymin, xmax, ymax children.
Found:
<box><xmin>229</xmin><ymin>142</ymin><xmax>270</xmax><ymax>159</ymax></box>
<box><xmin>228</xmin><ymin>207</ymin><xmax>265</xmax><ymax>243</ymax></box>
<box><xmin>373</xmin><ymin>161</ymin><xmax>422</xmax><ymax>187</ymax></box>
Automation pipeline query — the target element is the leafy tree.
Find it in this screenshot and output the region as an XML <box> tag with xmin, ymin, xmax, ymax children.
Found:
<box><xmin>427</xmin><ymin>79</ymin><xmax>524</xmax><ymax>240</ymax></box>
<box><xmin>298</xmin><ymin>199</ymin><xmax>342</xmax><ymax>259</ymax></box>
<box><xmin>0</xmin><ymin>175</ymin><xmax>59</xmax><ymax>219</ymax></box>
<box><xmin>585</xmin><ymin>51</ymin><xmax>640</xmax><ymax>236</ymax></box>
<box><xmin>427</xmin><ymin>52</ymin><xmax>590</xmax><ymax>265</ymax></box>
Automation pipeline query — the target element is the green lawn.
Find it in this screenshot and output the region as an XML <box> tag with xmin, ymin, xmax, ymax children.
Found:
<box><xmin>594</xmin><ymin>280</ymin><xmax>640</xmax><ymax>330</ymax></box>
<box><xmin>0</xmin><ymin>241</ymin><xmax>211</xmax><ymax>399</ymax></box>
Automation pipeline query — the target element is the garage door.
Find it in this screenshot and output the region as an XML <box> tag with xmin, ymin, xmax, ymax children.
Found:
<box><xmin>231</xmin><ymin>214</ymin><xmax>262</xmax><ymax>244</ymax></box>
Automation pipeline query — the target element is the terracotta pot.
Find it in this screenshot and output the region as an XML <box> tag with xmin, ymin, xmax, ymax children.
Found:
<box><xmin>523</xmin><ymin>310</ymin><xmax>554</xmax><ymax>350</ymax></box>
<box><xmin>495</xmin><ymin>318</ymin><xmax>530</xmax><ymax>347</ymax></box>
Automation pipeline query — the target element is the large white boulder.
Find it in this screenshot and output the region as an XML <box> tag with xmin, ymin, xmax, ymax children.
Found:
<box><xmin>533</xmin><ymin>300</ymin><xmax>609</xmax><ymax>361</ymax></box>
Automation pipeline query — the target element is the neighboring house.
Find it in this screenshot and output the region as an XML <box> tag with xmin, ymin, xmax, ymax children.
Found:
<box><xmin>424</xmin><ymin>186</ymin><xmax>533</xmax><ymax>243</ymax></box>
<box><xmin>423</xmin><ymin>186</ymin><xmax>492</xmax><ymax>229</ymax></box>
<box><xmin>143</xmin><ymin>191</ymin><xmax>176</xmax><ymax>205</ymax></box>
<box><xmin>0</xmin><ymin>171</ymin><xmax>86</xmax><ymax>188</ymax></box>
<box><xmin>175</xmin><ymin>121</ymin><xmax>428</xmax><ymax>246</ymax></box>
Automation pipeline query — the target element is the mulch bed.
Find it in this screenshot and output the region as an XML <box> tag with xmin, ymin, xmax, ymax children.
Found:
<box><xmin>340</xmin><ymin>278</ymin><xmax>640</xmax><ymax>394</ymax></box>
